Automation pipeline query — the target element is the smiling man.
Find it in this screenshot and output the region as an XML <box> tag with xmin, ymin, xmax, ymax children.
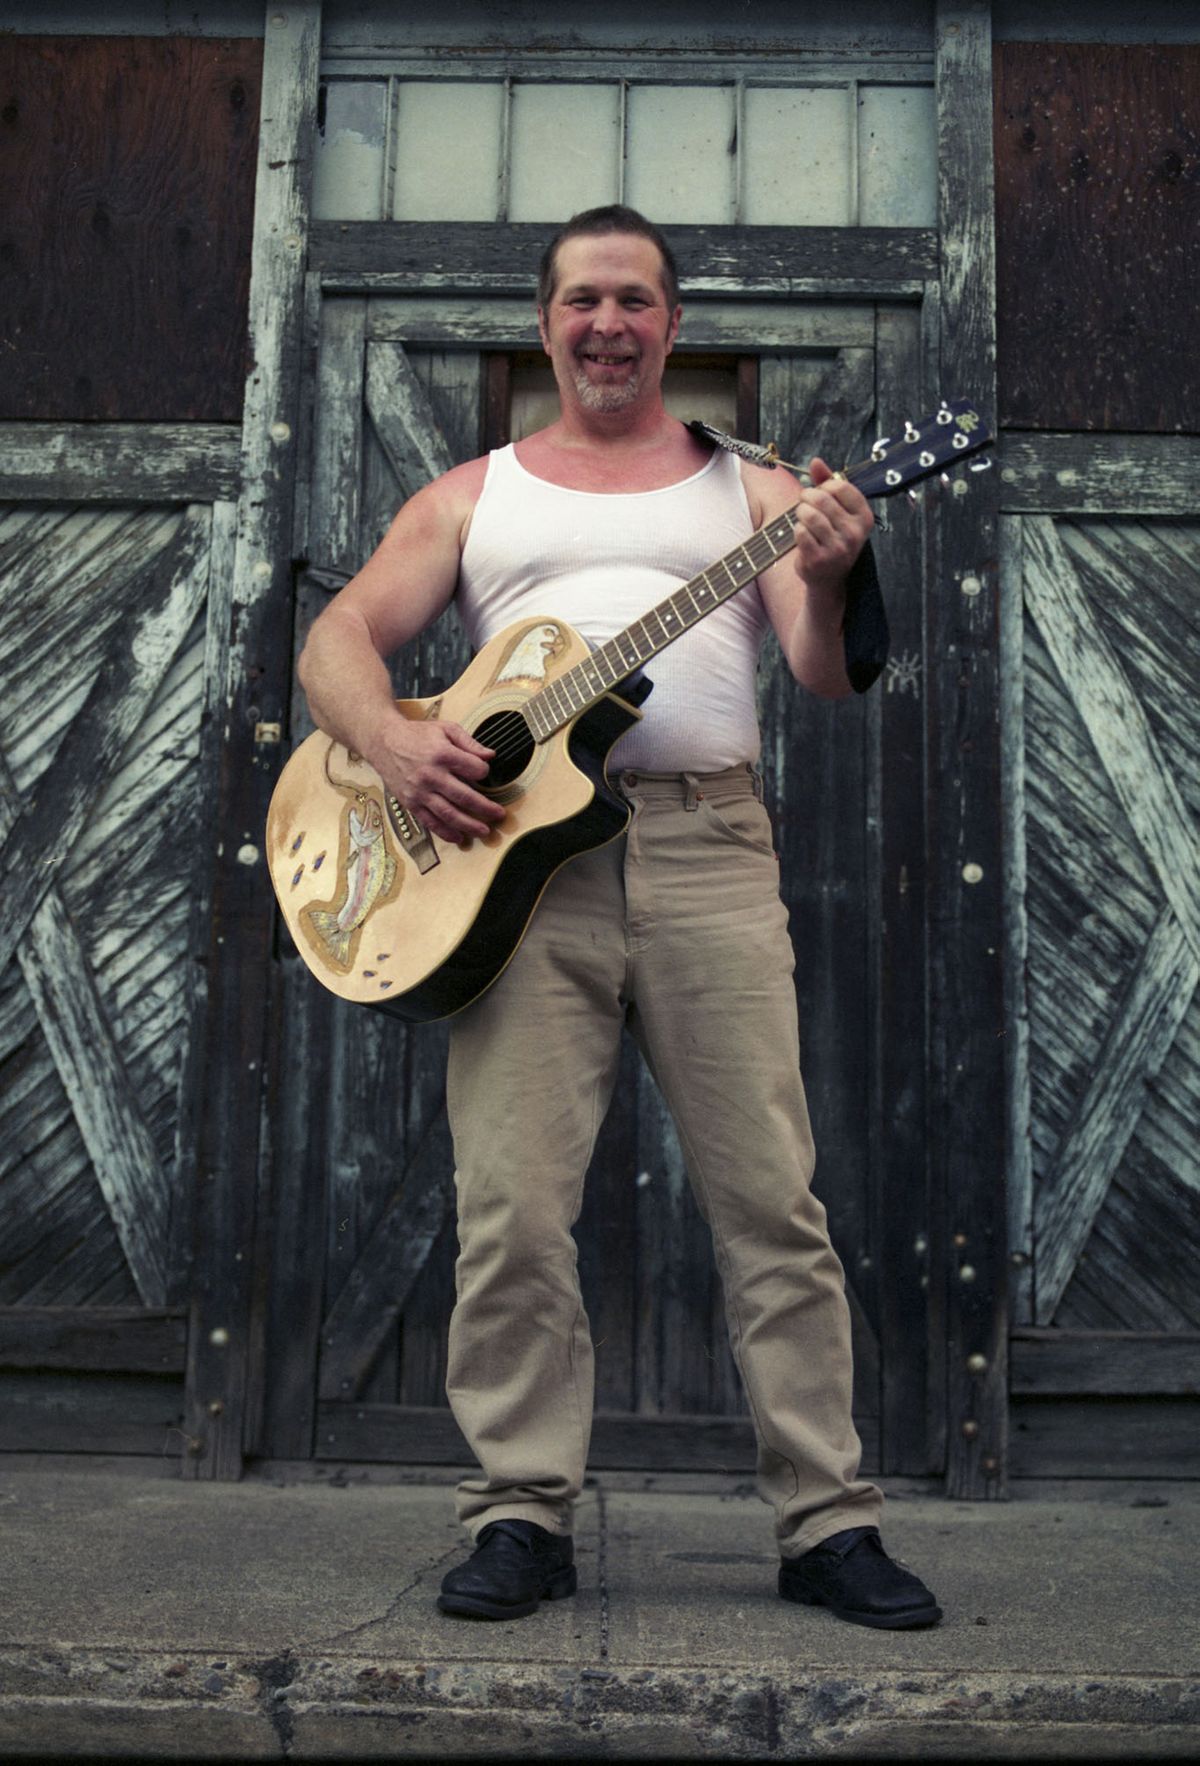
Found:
<box><xmin>298</xmin><ymin>205</ymin><xmax>940</xmax><ymax>1631</ymax></box>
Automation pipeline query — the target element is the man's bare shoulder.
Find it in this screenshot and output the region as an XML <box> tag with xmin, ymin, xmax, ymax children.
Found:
<box><xmin>739</xmin><ymin>458</ymin><xmax>803</xmax><ymax>526</ymax></box>
<box><xmin>419</xmin><ymin>452</ymin><xmax>492</xmax><ymax>523</ymax></box>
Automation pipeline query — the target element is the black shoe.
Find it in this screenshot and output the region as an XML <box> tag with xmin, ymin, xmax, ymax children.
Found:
<box><xmin>437</xmin><ymin>1519</ymin><xmax>576</xmax><ymax>1620</ymax></box>
<box><xmin>779</xmin><ymin>1526</ymin><xmax>942</xmax><ymax>1630</ymax></box>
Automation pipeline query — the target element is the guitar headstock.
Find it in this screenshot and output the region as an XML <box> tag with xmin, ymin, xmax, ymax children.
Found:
<box><xmin>849</xmin><ymin>399</ymin><xmax>994</xmax><ymax>500</ymax></box>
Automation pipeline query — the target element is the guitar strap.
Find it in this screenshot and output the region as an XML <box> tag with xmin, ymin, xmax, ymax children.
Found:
<box><xmin>687</xmin><ymin>419</ymin><xmax>890</xmax><ymax>694</ymax></box>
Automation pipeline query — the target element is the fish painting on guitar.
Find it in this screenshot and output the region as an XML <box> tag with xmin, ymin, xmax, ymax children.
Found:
<box><xmin>267</xmin><ymin>401</ymin><xmax>993</xmax><ymax>1022</ymax></box>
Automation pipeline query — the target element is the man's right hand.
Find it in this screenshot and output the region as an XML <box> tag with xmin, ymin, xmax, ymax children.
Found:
<box><xmin>369</xmin><ymin>715</ymin><xmax>505</xmax><ymax>846</ymax></box>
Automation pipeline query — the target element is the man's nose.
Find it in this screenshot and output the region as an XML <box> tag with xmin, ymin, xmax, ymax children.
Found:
<box><xmin>590</xmin><ymin>300</ymin><xmax>626</xmax><ymax>334</ymax></box>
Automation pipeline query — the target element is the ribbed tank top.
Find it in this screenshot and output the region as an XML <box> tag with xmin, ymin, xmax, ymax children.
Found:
<box><xmin>456</xmin><ymin>444</ymin><xmax>769</xmax><ymax>772</ymax></box>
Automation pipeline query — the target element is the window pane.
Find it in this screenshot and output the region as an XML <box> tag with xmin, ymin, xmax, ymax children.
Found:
<box><xmin>742</xmin><ymin>87</ymin><xmax>853</xmax><ymax>226</ymax></box>
<box><xmin>313</xmin><ymin>80</ymin><xmax>387</xmax><ymax>221</ymax></box>
<box><xmin>858</xmin><ymin>84</ymin><xmax>937</xmax><ymax>226</ymax></box>
<box><xmin>509</xmin><ymin>84</ymin><xmax>621</xmax><ymax>222</ymax></box>
<box><xmin>625</xmin><ymin>86</ymin><xmax>736</xmax><ymax>224</ymax></box>
<box><xmin>393</xmin><ymin>81</ymin><xmax>504</xmax><ymax>221</ymax></box>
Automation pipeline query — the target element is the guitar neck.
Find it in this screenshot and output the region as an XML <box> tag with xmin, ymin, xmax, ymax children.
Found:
<box><xmin>523</xmin><ymin>506</ymin><xmax>801</xmax><ymax>741</ymax></box>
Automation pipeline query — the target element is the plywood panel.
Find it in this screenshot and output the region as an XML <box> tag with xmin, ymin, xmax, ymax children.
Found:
<box><xmin>0</xmin><ymin>35</ymin><xmax>261</xmax><ymax>421</ymax></box>
<box><xmin>995</xmin><ymin>43</ymin><xmax>1200</xmax><ymax>432</ymax></box>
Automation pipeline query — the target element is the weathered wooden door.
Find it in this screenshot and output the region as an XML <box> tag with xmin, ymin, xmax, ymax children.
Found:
<box><xmin>252</xmin><ymin>265</ymin><xmax>949</xmax><ymax>1476</ymax></box>
<box><xmin>0</xmin><ymin>486</ymin><xmax>235</xmax><ymax>1453</ymax></box>
<box><xmin>1002</xmin><ymin>498</ymin><xmax>1200</xmax><ymax>1475</ymax></box>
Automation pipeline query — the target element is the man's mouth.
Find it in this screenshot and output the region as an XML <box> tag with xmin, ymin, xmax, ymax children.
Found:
<box><xmin>579</xmin><ymin>351</ymin><xmax>637</xmax><ymax>365</ymax></box>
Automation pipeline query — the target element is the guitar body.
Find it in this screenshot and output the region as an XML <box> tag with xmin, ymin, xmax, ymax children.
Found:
<box><xmin>267</xmin><ymin>616</ymin><xmax>644</xmax><ymax>1023</ymax></box>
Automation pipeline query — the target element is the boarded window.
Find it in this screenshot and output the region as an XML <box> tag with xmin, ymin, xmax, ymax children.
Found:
<box><xmin>0</xmin><ymin>35</ymin><xmax>262</xmax><ymax>422</ymax></box>
<box><xmin>994</xmin><ymin>43</ymin><xmax>1200</xmax><ymax>433</ymax></box>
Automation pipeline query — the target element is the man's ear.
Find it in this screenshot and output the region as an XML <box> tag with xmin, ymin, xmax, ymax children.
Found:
<box><xmin>537</xmin><ymin>307</ymin><xmax>550</xmax><ymax>355</ymax></box>
<box><xmin>665</xmin><ymin>304</ymin><xmax>682</xmax><ymax>355</ymax></box>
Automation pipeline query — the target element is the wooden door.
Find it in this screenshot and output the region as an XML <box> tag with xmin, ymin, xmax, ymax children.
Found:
<box><xmin>254</xmin><ymin>282</ymin><xmax>946</xmax><ymax>1477</ymax></box>
<box><xmin>0</xmin><ymin>492</ymin><xmax>234</xmax><ymax>1455</ymax></box>
<box><xmin>1003</xmin><ymin>508</ymin><xmax>1200</xmax><ymax>1476</ymax></box>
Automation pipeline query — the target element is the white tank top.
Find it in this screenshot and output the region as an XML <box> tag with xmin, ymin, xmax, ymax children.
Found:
<box><xmin>456</xmin><ymin>444</ymin><xmax>769</xmax><ymax>772</ymax></box>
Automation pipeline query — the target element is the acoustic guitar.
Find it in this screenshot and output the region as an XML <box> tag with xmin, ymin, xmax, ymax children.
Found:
<box><xmin>267</xmin><ymin>401</ymin><xmax>992</xmax><ymax>1022</ymax></box>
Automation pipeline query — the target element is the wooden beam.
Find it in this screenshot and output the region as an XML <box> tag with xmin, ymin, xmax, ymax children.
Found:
<box><xmin>315</xmin><ymin>1403</ymin><xmax>881</xmax><ymax>1475</ymax></box>
<box><xmin>0</xmin><ymin>424</ymin><xmax>242</xmax><ymax>502</ymax></box>
<box><xmin>999</xmin><ymin>433</ymin><xmax>1200</xmax><ymax>516</ymax></box>
<box><xmin>0</xmin><ymin>1308</ymin><xmax>186</xmax><ymax>1374</ymax></box>
<box><xmin>934</xmin><ymin>0</ymin><xmax>1007</xmax><ymax>1499</ymax></box>
<box><xmin>364</xmin><ymin>342</ymin><xmax>456</xmax><ymax>499</ymax></box>
<box><xmin>0</xmin><ymin>1372</ymin><xmax>186</xmax><ymax>1454</ymax></box>
<box><xmin>1011</xmin><ymin>1331</ymin><xmax>1200</xmax><ymax>1397</ymax></box>
<box><xmin>182</xmin><ymin>1</ymin><xmax>322</xmax><ymax>1482</ymax></box>
<box><xmin>1009</xmin><ymin>1397</ymin><xmax>1200</xmax><ymax>1479</ymax></box>
<box><xmin>309</xmin><ymin>221</ymin><xmax>939</xmax><ymax>291</ymax></box>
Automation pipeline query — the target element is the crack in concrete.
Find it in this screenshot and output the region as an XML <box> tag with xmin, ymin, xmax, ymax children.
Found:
<box><xmin>595</xmin><ymin>1481</ymin><xmax>611</xmax><ymax>1662</ymax></box>
<box><xmin>309</xmin><ymin>1543</ymin><xmax>461</xmax><ymax>1649</ymax></box>
<box><xmin>253</xmin><ymin>1649</ymin><xmax>297</xmax><ymax>1757</ymax></box>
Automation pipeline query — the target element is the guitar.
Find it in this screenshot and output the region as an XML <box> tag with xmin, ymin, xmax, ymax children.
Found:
<box><xmin>267</xmin><ymin>401</ymin><xmax>992</xmax><ymax>1022</ymax></box>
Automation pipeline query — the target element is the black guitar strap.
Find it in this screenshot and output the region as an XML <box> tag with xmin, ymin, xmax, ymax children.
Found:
<box><xmin>687</xmin><ymin>419</ymin><xmax>890</xmax><ymax>694</ymax></box>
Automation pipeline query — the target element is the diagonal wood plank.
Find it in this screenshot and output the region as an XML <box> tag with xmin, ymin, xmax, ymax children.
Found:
<box><xmin>1034</xmin><ymin>908</ymin><xmax>1200</xmax><ymax>1324</ymax></box>
<box><xmin>365</xmin><ymin>340</ymin><xmax>456</xmax><ymax>496</ymax></box>
<box><xmin>0</xmin><ymin>505</ymin><xmax>212</xmax><ymax>978</ymax></box>
<box><xmin>780</xmin><ymin>347</ymin><xmax>877</xmax><ymax>470</ymax></box>
<box><xmin>317</xmin><ymin>1102</ymin><xmax>454</xmax><ymax>1402</ymax></box>
<box><xmin>1024</xmin><ymin>515</ymin><xmax>1200</xmax><ymax>963</ymax></box>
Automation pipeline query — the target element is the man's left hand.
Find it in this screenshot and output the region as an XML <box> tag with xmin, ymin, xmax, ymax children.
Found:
<box><xmin>791</xmin><ymin>458</ymin><xmax>874</xmax><ymax>597</ymax></box>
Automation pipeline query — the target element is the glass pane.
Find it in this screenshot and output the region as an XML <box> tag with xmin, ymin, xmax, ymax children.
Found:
<box><xmin>858</xmin><ymin>84</ymin><xmax>937</xmax><ymax>226</ymax></box>
<box><xmin>312</xmin><ymin>80</ymin><xmax>387</xmax><ymax>221</ymax></box>
<box><xmin>508</xmin><ymin>355</ymin><xmax>738</xmax><ymax>442</ymax></box>
<box><xmin>625</xmin><ymin>86</ymin><xmax>736</xmax><ymax>224</ymax></box>
<box><xmin>742</xmin><ymin>87</ymin><xmax>853</xmax><ymax>226</ymax></box>
<box><xmin>393</xmin><ymin>81</ymin><xmax>504</xmax><ymax>221</ymax></box>
<box><xmin>509</xmin><ymin>84</ymin><xmax>621</xmax><ymax>222</ymax></box>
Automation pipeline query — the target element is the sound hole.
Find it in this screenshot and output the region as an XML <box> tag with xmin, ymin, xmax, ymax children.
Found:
<box><xmin>475</xmin><ymin>709</ymin><xmax>536</xmax><ymax>789</ymax></box>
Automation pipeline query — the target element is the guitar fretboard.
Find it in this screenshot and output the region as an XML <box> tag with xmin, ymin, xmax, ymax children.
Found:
<box><xmin>523</xmin><ymin>509</ymin><xmax>800</xmax><ymax>740</ymax></box>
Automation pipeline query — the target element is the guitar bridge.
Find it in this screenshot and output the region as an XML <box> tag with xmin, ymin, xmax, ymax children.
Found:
<box><xmin>386</xmin><ymin>793</ymin><xmax>440</xmax><ymax>873</ymax></box>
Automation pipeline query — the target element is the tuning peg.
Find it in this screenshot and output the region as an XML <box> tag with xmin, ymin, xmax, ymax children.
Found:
<box><xmin>906</xmin><ymin>487</ymin><xmax>923</xmax><ymax>505</ymax></box>
<box><xmin>969</xmin><ymin>455</ymin><xmax>994</xmax><ymax>473</ymax></box>
<box><xmin>940</xmin><ymin>472</ymin><xmax>952</xmax><ymax>486</ymax></box>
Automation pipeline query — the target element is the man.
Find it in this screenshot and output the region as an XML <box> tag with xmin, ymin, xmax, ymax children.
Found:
<box><xmin>298</xmin><ymin>205</ymin><xmax>940</xmax><ymax>1630</ymax></box>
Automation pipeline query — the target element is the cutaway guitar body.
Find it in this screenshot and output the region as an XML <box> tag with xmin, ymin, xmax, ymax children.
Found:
<box><xmin>267</xmin><ymin>616</ymin><xmax>644</xmax><ymax>1023</ymax></box>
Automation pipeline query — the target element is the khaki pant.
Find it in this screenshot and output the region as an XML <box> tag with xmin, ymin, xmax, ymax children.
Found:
<box><xmin>445</xmin><ymin>764</ymin><xmax>883</xmax><ymax>1557</ymax></box>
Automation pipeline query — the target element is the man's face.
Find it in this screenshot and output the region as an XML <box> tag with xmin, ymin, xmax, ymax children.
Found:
<box><xmin>537</xmin><ymin>233</ymin><xmax>682</xmax><ymax>417</ymax></box>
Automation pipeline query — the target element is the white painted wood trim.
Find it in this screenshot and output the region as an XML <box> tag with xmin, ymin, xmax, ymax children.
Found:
<box><xmin>1000</xmin><ymin>514</ymin><xmax>1033</xmax><ymax>1324</ymax></box>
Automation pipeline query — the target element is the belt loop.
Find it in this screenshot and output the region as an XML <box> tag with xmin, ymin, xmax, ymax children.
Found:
<box><xmin>683</xmin><ymin>771</ymin><xmax>702</xmax><ymax>811</ymax></box>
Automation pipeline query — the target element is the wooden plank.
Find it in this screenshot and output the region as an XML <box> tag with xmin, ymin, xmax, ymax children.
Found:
<box><xmin>1034</xmin><ymin>911</ymin><xmax>1198</xmax><ymax>1326</ymax></box>
<box><xmin>315</xmin><ymin>1403</ymin><xmax>881</xmax><ymax>1475</ymax></box>
<box><xmin>311</xmin><ymin>221</ymin><xmax>939</xmax><ymax>288</ymax></box>
<box><xmin>1011</xmin><ymin>1331</ymin><xmax>1200</xmax><ymax>1397</ymax></box>
<box><xmin>874</xmin><ymin>303</ymin><xmax>938</xmax><ymax>1472</ymax></box>
<box><xmin>0</xmin><ymin>36</ymin><xmax>261</xmax><ymax>422</ymax></box>
<box><xmin>0</xmin><ymin>1372</ymin><xmax>186</xmax><ymax>1455</ymax></box>
<box><xmin>999</xmin><ymin>516</ymin><xmax>1034</xmax><ymax>1325</ymax></box>
<box><xmin>0</xmin><ymin>1308</ymin><xmax>186</xmax><ymax>1373</ymax></box>
<box><xmin>0</xmin><ymin>425</ymin><xmax>243</xmax><ymax>502</ymax></box>
<box><xmin>999</xmin><ymin>434</ymin><xmax>1200</xmax><ymax>516</ymax></box>
<box><xmin>1023</xmin><ymin>516</ymin><xmax>1200</xmax><ymax>964</ymax></box>
<box><xmin>182</xmin><ymin>1</ymin><xmax>322</xmax><ymax>1482</ymax></box>
<box><xmin>313</xmin><ymin>299</ymin><xmax>367</xmax><ymax>574</ymax></box>
<box><xmin>1009</xmin><ymin>1397</ymin><xmax>1200</xmax><ymax>1479</ymax></box>
<box><xmin>994</xmin><ymin>44</ymin><xmax>1200</xmax><ymax>433</ymax></box>
<box><xmin>0</xmin><ymin>505</ymin><xmax>212</xmax><ymax>977</ymax></box>
<box><xmin>317</xmin><ymin>1105</ymin><xmax>455</xmax><ymax>1402</ymax></box>
<box><xmin>934</xmin><ymin>0</ymin><xmax>1007</xmax><ymax>1499</ymax></box>
<box><xmin>365</xmin><ymin>296</ymin><xmax>876</xmax><ymax>352</ymax></box>
<box><xmin>364</xmin><ymin>342</ymin><xmax>455</xmax><ymax>499</ymax></box>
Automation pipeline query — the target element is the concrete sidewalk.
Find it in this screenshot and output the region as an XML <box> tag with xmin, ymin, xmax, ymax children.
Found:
<box><xmin>0</xmin><ymin>1461</ymin><xmax>1196</xmax><ymax>1759</ymax></box>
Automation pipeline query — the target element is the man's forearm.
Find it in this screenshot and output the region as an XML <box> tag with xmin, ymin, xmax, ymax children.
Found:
<box><xmin>783</xmin><ymin>578</ymin><xmax>854</xmax><ymax>699</ymax></box>
<box><xmin>297</xmin><ymin>605</ymin><xmax>407</xmax><ymax>771</ymax></box>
